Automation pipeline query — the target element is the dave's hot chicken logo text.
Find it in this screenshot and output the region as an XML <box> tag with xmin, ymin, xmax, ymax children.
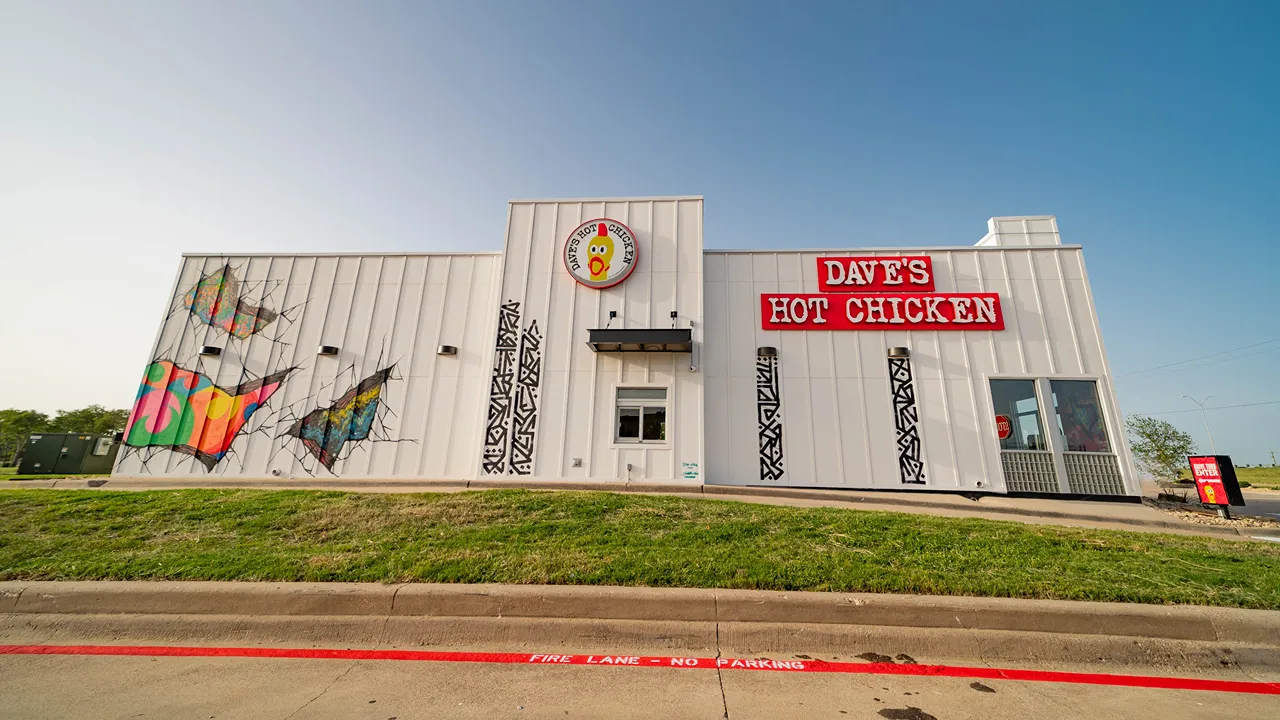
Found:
<box><xmin>564</xmin><ymin>218</ymin><xmax>638</xmax><ymax>289</ymax></box>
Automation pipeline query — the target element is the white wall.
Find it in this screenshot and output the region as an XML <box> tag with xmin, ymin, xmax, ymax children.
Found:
<box><xmin>702</xmin><ymin>241</ymin><xmax>1137</xmax><ymax>493</ymax></box>
<box><xmin>113</xmin><ymin>252</ymin><xmax>501</xmax><ymax>479</ymax></box>
<box><xmin>975</xmin><ymin>216</ymin><xmax>1063</xmax><ymax>247</ymax></box>
<box><xmin>481</xmin><ymin>197</ymin><xmax>705</xmax><ymax>483</ymax></box>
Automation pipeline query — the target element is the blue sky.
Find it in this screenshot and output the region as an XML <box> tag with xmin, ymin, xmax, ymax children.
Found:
<box><xmin>1</xmin><ymin>1</ymin><xmax>1277</xmax><ymax>463</ymax></box>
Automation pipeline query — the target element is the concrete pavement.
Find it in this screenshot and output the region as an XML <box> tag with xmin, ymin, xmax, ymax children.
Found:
<box><xmin>4</xmin><ymin>581</ymin><xmax>1278</xmax><ymax>718</ymax></box>
<box><xmin>4</xmin><ymin>581</ymin><xmax>1279</xmax><ymax>666</ymax></box>
<box><xmin>4</xmin><ymin>649</ymin><xmax>1278</xmax><ymax>719</ymax></box>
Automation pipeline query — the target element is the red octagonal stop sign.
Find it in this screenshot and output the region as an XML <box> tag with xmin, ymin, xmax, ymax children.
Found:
<box><xmin>995</xmin><ymin>414</ymin><xmax>1012</xmax><ymax>440</ymax></box>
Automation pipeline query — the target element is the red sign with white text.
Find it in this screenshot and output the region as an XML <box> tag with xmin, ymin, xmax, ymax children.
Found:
<box><xmin>817</xmin><ymin>256</ymin><xmax>935</xmax><ymax>292</ymax></box>
<box><xmin>761</xmin><ymin>293</ymin><xmax>1005</xmax><ymax>331</ymax></box>
<box><xmin>1188</xmin><ymin>456</ymin><xmax>1228</xmax><ymax>505</ymax></box>
<box><xmin>995</xmin><ymin>415</ymin><xmax>1012</xmax><ymax>440</ymax></box>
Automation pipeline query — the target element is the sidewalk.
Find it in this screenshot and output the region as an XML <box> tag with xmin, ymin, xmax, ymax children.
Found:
<box><xmin>4</xmin><ymin>581</ymin><xmax>1280</xmax><ymax>677</ymax></box>
<box><xmin>8</xmin><ymin>475</ymin><xmax>1280</xmax><ymax>541</ymax></box>
<box><xmin>5</xmin><ymin>582</ymin><xmax>1280</xmax><ymax>717</ymax></box>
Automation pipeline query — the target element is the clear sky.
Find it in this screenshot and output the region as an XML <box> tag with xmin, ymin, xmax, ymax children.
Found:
<box><xmin>1</xmin><ymin>1</ymin><xmax>1277</xmax><ymax>463</ymax></box>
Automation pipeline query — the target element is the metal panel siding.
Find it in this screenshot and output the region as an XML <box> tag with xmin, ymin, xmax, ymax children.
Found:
<box><xmin>113</xmin><ymin>253</ymin><xmax>501</xmax><ymax>479</ymax></box>
<box><xmin>702</xmin><ymin>245</ymin><xmax>1133</xmax><ymax>493</ymax></box>
<box><xmin>481</xmin><ymin>198</ymin><xmax>705</xmax><ymax>483</ymax></box>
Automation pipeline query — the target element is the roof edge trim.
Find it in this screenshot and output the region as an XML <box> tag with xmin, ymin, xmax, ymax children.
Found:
<box><xmin>180</xmin><ymin>251</ymin><xmax>505</xmax><ymax>259</ymax></box>
<box><xmin>704</xmin><ymin>245</ymin><xmax>1083</xmax><ymax>254</ymax></box>
<box><xmin>509</xmin><ymin>195</ymin><xmax>703</xmax><ymax>204</ymax></box>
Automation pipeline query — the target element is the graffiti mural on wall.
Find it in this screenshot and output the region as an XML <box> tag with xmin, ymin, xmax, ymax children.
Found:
<box><xmin>121</xmin><ymin>360</ymin><xmax>296</xmax><ymax>471</ymax></box>
<box><xmin>509</xmin><ymin>320</ymin><xmax>542</xmax><ymax>475</ymax></box>
<box><xmin>888</xmin><ymin>356</ymin><xmax>926</xmax><ymax>484</ymax></box>
<box><xmin>481</xmin><ymin>301</ymin><xmax>543</xmax><ymax>476</ymax></box>
<box><xmin>281</xmin><ymin>366</ymin><xmax>399</xmax><ymax>473</ymax></box>
<box><xmin>153</xmin><ymin>261</ymin><xmax>304</xmax><ymax>369</ymax></box>
<box><xmin>756</xmin><ymin>354</ymin><xmax>785</xmax><ymax>481</ymax></box>
<box><xmin>184</xmin><ymin>264</ymin><xmax>281</xmax><ymax>339</ymax></box>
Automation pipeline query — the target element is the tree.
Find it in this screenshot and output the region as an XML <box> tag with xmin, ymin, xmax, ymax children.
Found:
<box><xmin>1126</xmin><ymin>414</ymin><xmax>1196</xmax><ymax>485</ymax></box>
<box><xmin>50</xmin><ymin>405</ymin><xmax>130</xmax><ymax>436</ymax></box>
<box><xmin>0</xmin><ymin>409</ymin><xmax>51</xmax><ymax>466</ymax></box>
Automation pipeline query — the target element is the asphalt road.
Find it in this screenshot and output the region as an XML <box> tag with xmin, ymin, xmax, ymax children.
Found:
<box><xmin>2</xmin><ymin>649</ymin><xmax>1276</xmax><ymax>719</ymax></box>
<box><xmin>1238</xmin><ymin>491</ymin><xmax>1280</xmax><ymax>521</ymax></box>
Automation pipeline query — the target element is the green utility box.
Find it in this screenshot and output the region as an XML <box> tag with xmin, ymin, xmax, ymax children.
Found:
<box><xmin>17</xmin><ymin>433</ymin><xmax>120</xmax><ymax>475</ymax></box>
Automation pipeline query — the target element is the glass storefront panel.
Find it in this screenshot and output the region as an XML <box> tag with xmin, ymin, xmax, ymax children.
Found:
<box><xmin>989</xmin><ymin>379</ymin><xmax>1047</xmax><ymax>451</ymax></box>
<box><xmin>1051</xmin><ymin>380</ymin><xmax>1111</xmax><ymax>452</ymax></box>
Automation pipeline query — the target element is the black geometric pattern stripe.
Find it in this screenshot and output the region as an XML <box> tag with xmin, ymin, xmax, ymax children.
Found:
<box><xmin>481</xmin><ymin>300</ymin><xmax>520</xmax><ymax>474</ymax></box>
<box><xmin>756</xmin><ymin>354</ymin><xmax>785</xmax><ymax>481</ymax></box>
<box><xmin>888</xmin><ymin>356</ymin><xmax>926</xmax><ymax>484</ymax></box>
<box><xmin>509</xmin><ymin>319</ymin><xmax>542</xmax><ymax>475</ymax></box>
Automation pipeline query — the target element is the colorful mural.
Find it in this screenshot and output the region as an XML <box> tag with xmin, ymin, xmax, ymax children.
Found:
<box><xmin>282</xmin><ymin>367</ymin><xmax>396</xmax><ymax>472</ymax></box>
<box><xmin>123</xmin><ymin>361</ymin><xmax>296</xmax><ymax>470</ymax></box>
<box><xmin>183</xmin><ymin>264</ymin><xmax>281</xmax><ymax>339</ymax></box>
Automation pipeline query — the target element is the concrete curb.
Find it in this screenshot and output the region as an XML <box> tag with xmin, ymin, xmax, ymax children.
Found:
<box><xmin>4</xmin><ymin>581</ymin><xmax>1278</xmax><ymax>646</ymax></box>
<box><xmin>14</xmin><ymin>476</ymin><xmax>1277</xmax><ymax>539</ymax></box>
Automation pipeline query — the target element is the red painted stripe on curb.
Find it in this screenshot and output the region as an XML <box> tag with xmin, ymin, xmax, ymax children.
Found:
<box><xmin>1</xmin><ymin>645</ymin><xmax>1277</xmax><ymax>696</ymax></box>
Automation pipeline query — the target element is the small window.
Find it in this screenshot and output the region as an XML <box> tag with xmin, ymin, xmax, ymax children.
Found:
<box><xmin>990</xmin><ymin>379</ymin><xmax>1047</xmax><ymax>451</ymax></box>
<box><xmin>617</xmin><ymin>387</ymin><xmax>667</xmax><ymax>400</ymax></box>
<box><xmin>1051</xmin><ymin>380</ymin><xmax>1111</xmax><ymax>452</ymax></box>
<box><xmin>616</xmin><ymin>387</ymin><xmax>667</xmax><ymax>443</ymax></box>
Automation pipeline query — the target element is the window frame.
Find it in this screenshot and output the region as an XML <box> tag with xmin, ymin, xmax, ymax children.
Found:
<box><xmin>988</xmin><ymin>378</ymin><xmax>1049</xmax><ymax>452</ymax></box>
<box><xmin>984</xmin><ymin>374</ymin><xmax>1128</xmax><ymax>495</ymax></box>
<box><xmin>1048</xmin><ymin>379</ymin><xmax>1113</xmax><ymax>454</ymax></box>
<box><xmin>612</xmin><ymin>384</ymin><xmax>670</xmax><ymax>446</ymax></box>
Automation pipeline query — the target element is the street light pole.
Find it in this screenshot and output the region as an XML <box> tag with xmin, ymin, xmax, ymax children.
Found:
<box><xmin>1181</xmin><ymin>395</ymin><xmax>1218</xmax><ymax>454</ymax></box>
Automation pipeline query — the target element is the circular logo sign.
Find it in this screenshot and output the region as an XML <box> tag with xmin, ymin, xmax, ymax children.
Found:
<box><xmin>995</xmin><ymin>414</ymin><xmax>1012</xmax><ymax>440</ymax></box>
<box><xmin>563</xmin><ymin>218</ymin><xmax>638</xmax><ymax>289</ymax></box>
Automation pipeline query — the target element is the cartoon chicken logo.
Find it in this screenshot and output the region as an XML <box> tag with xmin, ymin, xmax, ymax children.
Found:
<box><xmin>586</xmin><ymin>223</ymin><xmax>614</xmax><ymax>282</ymax></box>
<box><xmin>563</xmin><ymin>217</ymin><xmax>637</xmax><ymax>289</ymax></box>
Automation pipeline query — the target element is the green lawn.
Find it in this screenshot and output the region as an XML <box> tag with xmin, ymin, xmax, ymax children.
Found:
<box><xmin>1</xmin><ymin>466</ymin><xmax>107</xmax><ymax>481</ymax></box>
<box><xmin>1237</xmin><ymin>467</ymin><xmax>1280</xmax><ymax>490</ymax></box>
<box><xmin>2</xmin><ymin>489</ymin><xmax>1278</xmax><ymax>609</ymax></box>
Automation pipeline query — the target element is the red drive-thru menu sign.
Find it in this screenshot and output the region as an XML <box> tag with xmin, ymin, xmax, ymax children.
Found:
<box><xmin>762</xmin><ymin>254</ymin><xmax>1005</xmax><ymax>331</ymax></box>
<box><xmin>1187</xmin><ymin>455</ymin><xmax>1246</xmax><ymax>508</ymax></box>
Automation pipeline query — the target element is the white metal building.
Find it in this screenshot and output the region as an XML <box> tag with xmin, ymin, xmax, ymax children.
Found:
<box><xmin>114</xmin><ymin>196</ymin><xmax>1138</xmax><ymax>498</ymax></box>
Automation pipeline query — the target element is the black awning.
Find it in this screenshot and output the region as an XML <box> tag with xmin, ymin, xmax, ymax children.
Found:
<box><xmin>587</xmin><ymin>328</ymin><xmax>692</xmax><ymax>353</ymax></box>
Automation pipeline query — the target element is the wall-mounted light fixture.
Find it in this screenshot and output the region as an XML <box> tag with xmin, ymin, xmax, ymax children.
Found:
<box><xmin>437</xmin><ymin>345</ymin><xmax>458</xmax><ymax>356</ymax></box>
<box><xmin>199</xmin><ymin>346</ymin><xmax>222</xmax><ymax>357</ymax></box>
<box><xmin>887</xmin><ymin>347</ymin><xmax>910</xmax><ymax>358</ymax></box>
<box><xmin>757</xmin><ymin>346</ymin><xmax>778</xmax><ymax>357</ymax></box>
<box><xmin>317</xmin><ymin>345</ymin><xmax>340</xmax><ymax>356</ymax></box>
